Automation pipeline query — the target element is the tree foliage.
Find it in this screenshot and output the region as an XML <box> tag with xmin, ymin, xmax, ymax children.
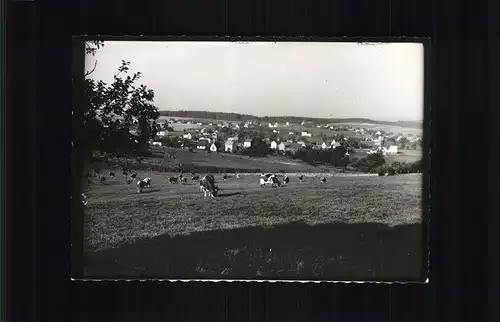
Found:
<box><xmin>78</xmin><ymin>42</ymin><xmax>160</xmax><ymax>161</ymax></box>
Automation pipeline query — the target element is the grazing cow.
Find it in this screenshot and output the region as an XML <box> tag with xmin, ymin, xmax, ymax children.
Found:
<box><xmin>191</xmin><ymin>175</ymin><xmax>200</xmax><ymax>181</ymax></box>
<box><xmin>136</xmin><ymin>177</ymin><xmax>152</xmax><ymax>193</ymax></box>
<box><xmin>181</xmin><ymin>177</ymin><xmax>188</xmax><ymax>185</ymax></box>
<box><xmin>168</xmin><ymin>177</ymin><xmax>179</xmax><ymax>184</ymax></box>
<box><xmin>122</xmin><ymin>170</ymin><xmax>128</xmax><ymax>177</ymax></box>
<box><xmin>130</xmin><ymin>173</ymin><xmax>137</xmax><ymax>179</ymax></box>
<box><xmin>100</xmin><ymin>177</ymin><xmax>106</xmax><ymax>183</ymax></box>
<box><xmin>108</xmin><ymin>171</ymin><xmax>115</xmax><ymax>178</ymax></box>
<box><xmin>199</xmin><ymin>174</ymin><xmax>219</xmax><ymax>197</ymax></box>
<box><xmin>80</xmin><ymin>193</ymin><xmax>88</xmax><ymax>206</ymax></box>
<box><xmin>299</xmin><ymin>175</ymin><xmax>304</xmax><ymax>182</ymax></box>
<box><xmin>126</xmin><ymin>179</ymin><xmax>133</xmax><ymax>184</ymax></box>
<box><xmin>283</xmin><ymin>175</ymin><xmax>290</xmax><ymax>185</ymax></box>
<box><xmin>260</xmin><ymin>174</ymin><xmax>281</xmax><ymax>188</ymax></box>
<box><xmin>320</xmin><ymin>176</ymin><xmax>326</xmax><ymax>183</ymax></box>
<box><xmin>222</xmin><ymin>174</ymin><xmax>229</xmax><ymax>181</ymax></box>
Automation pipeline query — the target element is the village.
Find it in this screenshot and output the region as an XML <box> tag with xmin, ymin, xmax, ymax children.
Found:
<box><xmin>149</xmin><ymin>118</ymin><xmax>423</xmax><ymax>159</ymax></box>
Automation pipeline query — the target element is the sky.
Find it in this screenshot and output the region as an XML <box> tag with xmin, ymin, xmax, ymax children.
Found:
<box><xmin>86</xmin><ymin>41</ymin><xmax>424</xmax><ymax>122</ymax></box>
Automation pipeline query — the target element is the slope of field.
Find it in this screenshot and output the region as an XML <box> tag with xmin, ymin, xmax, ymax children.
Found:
<box><xmin>82</xmin><ymin>173</ymin><xmax>424</xmax><ymax>280</ymax></box>
<box><xmin>148</xmin><ymin>148</ymin><xmax>335</xmax><ymax>173</ymax></box>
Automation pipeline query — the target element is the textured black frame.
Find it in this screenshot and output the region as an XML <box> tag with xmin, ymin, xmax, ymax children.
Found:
<box><xmin>5</xmin><ymin>0</ymin><xmax>492</xmax><ymax>320</ymax></box>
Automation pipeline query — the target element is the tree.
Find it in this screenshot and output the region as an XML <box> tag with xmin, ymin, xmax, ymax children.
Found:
<box><xmin>77</xmin><ymin>42</ymin><xmax>160</xmax><ymax>164</ymax></box>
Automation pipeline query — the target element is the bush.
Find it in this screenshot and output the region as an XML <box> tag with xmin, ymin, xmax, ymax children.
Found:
<box><xmin>387</xmin><ymin>167</ymin><xmax>397</xmax><ymax>176</ymax></box>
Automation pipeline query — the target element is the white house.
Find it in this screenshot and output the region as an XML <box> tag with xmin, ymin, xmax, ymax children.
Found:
<box><xmin>278</xmin><ymin>142</ymin><xmax>286</xmax><ymax>151</ymax></box>
<box><xmin>297</xmin><ymin>140</ymin><xmax>307</xmax><ymax>147</ymax></box>
<box><xmin>152</xmin><ymin>141</ymin><xmax>162</xmax><ymax>146</ymax></box>
<box><xmin>183</xmin><ymin>133</ymin><xmax>192</xmax><ymax>140</ymax></box>
<box><xmin>331</xmin><ymin>139</ymin><xmax>340</xmax><ymax>148</ymax></box>
<box><xmin>210</xmin><ymin>143</ymin><xmax>218</xmax><ymax>152</ymax></box>
<box><xmin>225</xmin><ymin>139</ymin><xmax>237</xmax><ymax>152</ymax></box>
<box><xmin>243</xmin><ymin>139</ymin><xmax>252</xmax><ymax>148</ymax></box>
<box><xmin>270</xmin><ymin>140</ymin><xmax>278</xmax><ymax>149</ymax></box>
<box><xmin>384</xmin><ymin>145</ymin><xmax>398</xmax><ymax>154</ymax></box>
<box><xmin>157</xmin><ymin>131</ymin><xmax>167</xmax><ymax>137</ymax></box>
<box><xmin>301</xmin><ymin>131</ymin><xmax>312</xmax><ymax>137</ymax></box>
<box><xmin>197</xmin><ymin>140</ymin><xmax>210</xmax><ymax>150</ymax></box>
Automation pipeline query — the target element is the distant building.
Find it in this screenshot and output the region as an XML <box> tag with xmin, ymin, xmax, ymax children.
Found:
<box><xmin>270</xmin><ymin>140</ymin><xmax>278</xmax><ymax>150</ymax></box>
<box><xmin>286</xmin><ymin>143</ymin><xmax>302</xmax><ymax>153</ymax></box>
<box><xmin>301</xmin><ymin>131</ymin><xmax>312</xmax><ymax>137</ymax></box>
<box><xmin>210</xmin><ymin>143</ymin><xmax>218</xmax><ymax>152</ymax></box>
<box><xmin>278</xmin><ymin>142</ymin><xmax>286</xmax><ymax>151</ymax></box>
<box><xmin>152</xmin><ymin>141</ymin><xmax>162</xmax><ymax>147</ymax></box>
<box><xmin>331</xmin><ymin>139</ymin><xmax>341</xmax><ymax>148</ymax></box>
<box><xmin>384</xmin><ymin>145</ymin><xmax>398</xmax><ymax>154</ymax></box>
<box><xmin>243</xmin><ymin>139</ymin><xmax>252</xmax><ymax>148</ymax></box>
<box><xmin>157</xmin><ymin>131</ymin><xmax>167</xmax><ymax>137</ymax></box>
<box><xmin>196</xmin><ymin>140</ymin><xmax>210</xmax><ymax>150</ymax></box>
<box><xmin>225</xmin><ymin>139</ymin><xmax>237</xmax><ymax>152</ymax></box>
<box><xmin>183</xmin><ymin>133</ymin><xmax>192</xmax><ymax>140</ymax></box>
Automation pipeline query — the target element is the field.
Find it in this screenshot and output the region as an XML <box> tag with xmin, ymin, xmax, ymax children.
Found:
<box><xmin>82</xmin><ymin>172</ymin><xmax>426</xmax><ymax>280</ymax></box>
<box><xmin>146</xmin><ymin>148</ymin><xmax>337</xmax><ymax>173</ymax></box>
<box><xmin>351</xmin><ymin>149</ymin><xmax>422</xmax><ymax>164</ymax></box>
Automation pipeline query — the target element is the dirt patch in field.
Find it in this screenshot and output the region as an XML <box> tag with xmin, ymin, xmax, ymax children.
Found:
<box><xmin>81</xmin><ymin>221</ymin><xmax>426</xmax><ymax>281</ymax></box>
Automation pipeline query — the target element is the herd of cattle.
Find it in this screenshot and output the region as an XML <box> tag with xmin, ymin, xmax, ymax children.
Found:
<box><xmin>81</xmin><ymin>169</ymin><xmax>329</xmax><ymax>204</ymax></box>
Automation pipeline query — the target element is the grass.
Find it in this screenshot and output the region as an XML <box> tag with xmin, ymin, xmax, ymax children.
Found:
<box><xmin>131</xmin><ymin>148</ymin><xmax>335</xmax><ymax>173</ymax></box>
<box><xmin>81</xmin><ymin>172</ymin><xmax>425</xmax><ymax>280</ymax></box>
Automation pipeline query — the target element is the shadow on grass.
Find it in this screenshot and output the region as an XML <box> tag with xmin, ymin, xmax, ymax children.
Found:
<box><xmin>83</xmin><ymin>221</ymin><xmax>426</xmax><ymax>281</ymax></box>
<box><xmin>138</xmin><ymin>188</ymin><xmax>161</xmax><ymax>194</ymax></box>
<box><xmin>218</xmin><ymin>192</ymin><xmax>242</xmax><ymax>197</ymax></box>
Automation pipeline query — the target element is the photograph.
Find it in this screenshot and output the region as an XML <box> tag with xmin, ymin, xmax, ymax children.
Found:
<box><xmin>74</xmin><ymin>39</ymin><xmax>428</xmax><ymax>281</ymax></box>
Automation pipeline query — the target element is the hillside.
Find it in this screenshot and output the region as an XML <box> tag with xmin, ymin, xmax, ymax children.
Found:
<box><xmin>158</xmin><ymin>110</ymin><xmax>422</xmax><ymax>129</ymax></box>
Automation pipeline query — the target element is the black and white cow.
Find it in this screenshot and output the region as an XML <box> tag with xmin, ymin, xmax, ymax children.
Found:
<box><xmin>299</xmin><ymin>175</ymin><xmax>304</xmax><ymax>182</ymax></box>
<box><xmin>108</xmin><ymin>171</ymin><xmax>115</xmax><ymax>178</ymax></box>
<box><xmin>222</xmin><ymin>174</ymin><xmax>228</xmax><ymax>181</ymax></box>
<box><xmin>80</xmin><ymin>193</ymin><xmax>88</xmax><ymax>206</ymax></box>
<box><xmin>320</xmin><ymin>176</ymin><xmax>326</xmax><ymax>183</ymax></box>
<box><xmin>199</xmin><ymin>174</ymin><xmax>219</xmax><ymax>197</ymax></box>
<box><xmin>260</xmin><ymin>174</ymin><xmax>281</xmax><ymax>188</ymax></box>
<box><xmin>136</xmin><ymin>177</ymin><xmax>152</xmax><ymax>193</ymax></box>
<box><xmin>100</xmin><ymin>176</ymin><xmax>106</xmax><ymax>183</ymax></box>
<box><xmin>181</xmin><ymin>177</ymin><xmax>188</xmax><ymax>185</ymax></box>
<box><xmin>168</xmin><ymin>177</ymin><xmax>179</xmax><ymax>184</ymax></box>
<box><xmin>283</xmin><ymin>175</ymin><xmax>290</xmax><ymax>185</ymax></box>
<box><xmin>130</xmin><ymin>173</ymin><xmax>137</xmax><ymax>179</ymax></box>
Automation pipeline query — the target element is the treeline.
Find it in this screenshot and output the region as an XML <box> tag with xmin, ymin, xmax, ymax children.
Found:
<box><xmin>158</xmin><ymin>110</ymin><xmax>420</xmax><ymax>128</ymax></box>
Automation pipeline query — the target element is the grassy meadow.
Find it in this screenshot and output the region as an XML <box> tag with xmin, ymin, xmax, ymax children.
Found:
<box><xmin>82</xmin><ymin>172</ymin><xmax>426</xmax><ymax>280</ymax></box>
